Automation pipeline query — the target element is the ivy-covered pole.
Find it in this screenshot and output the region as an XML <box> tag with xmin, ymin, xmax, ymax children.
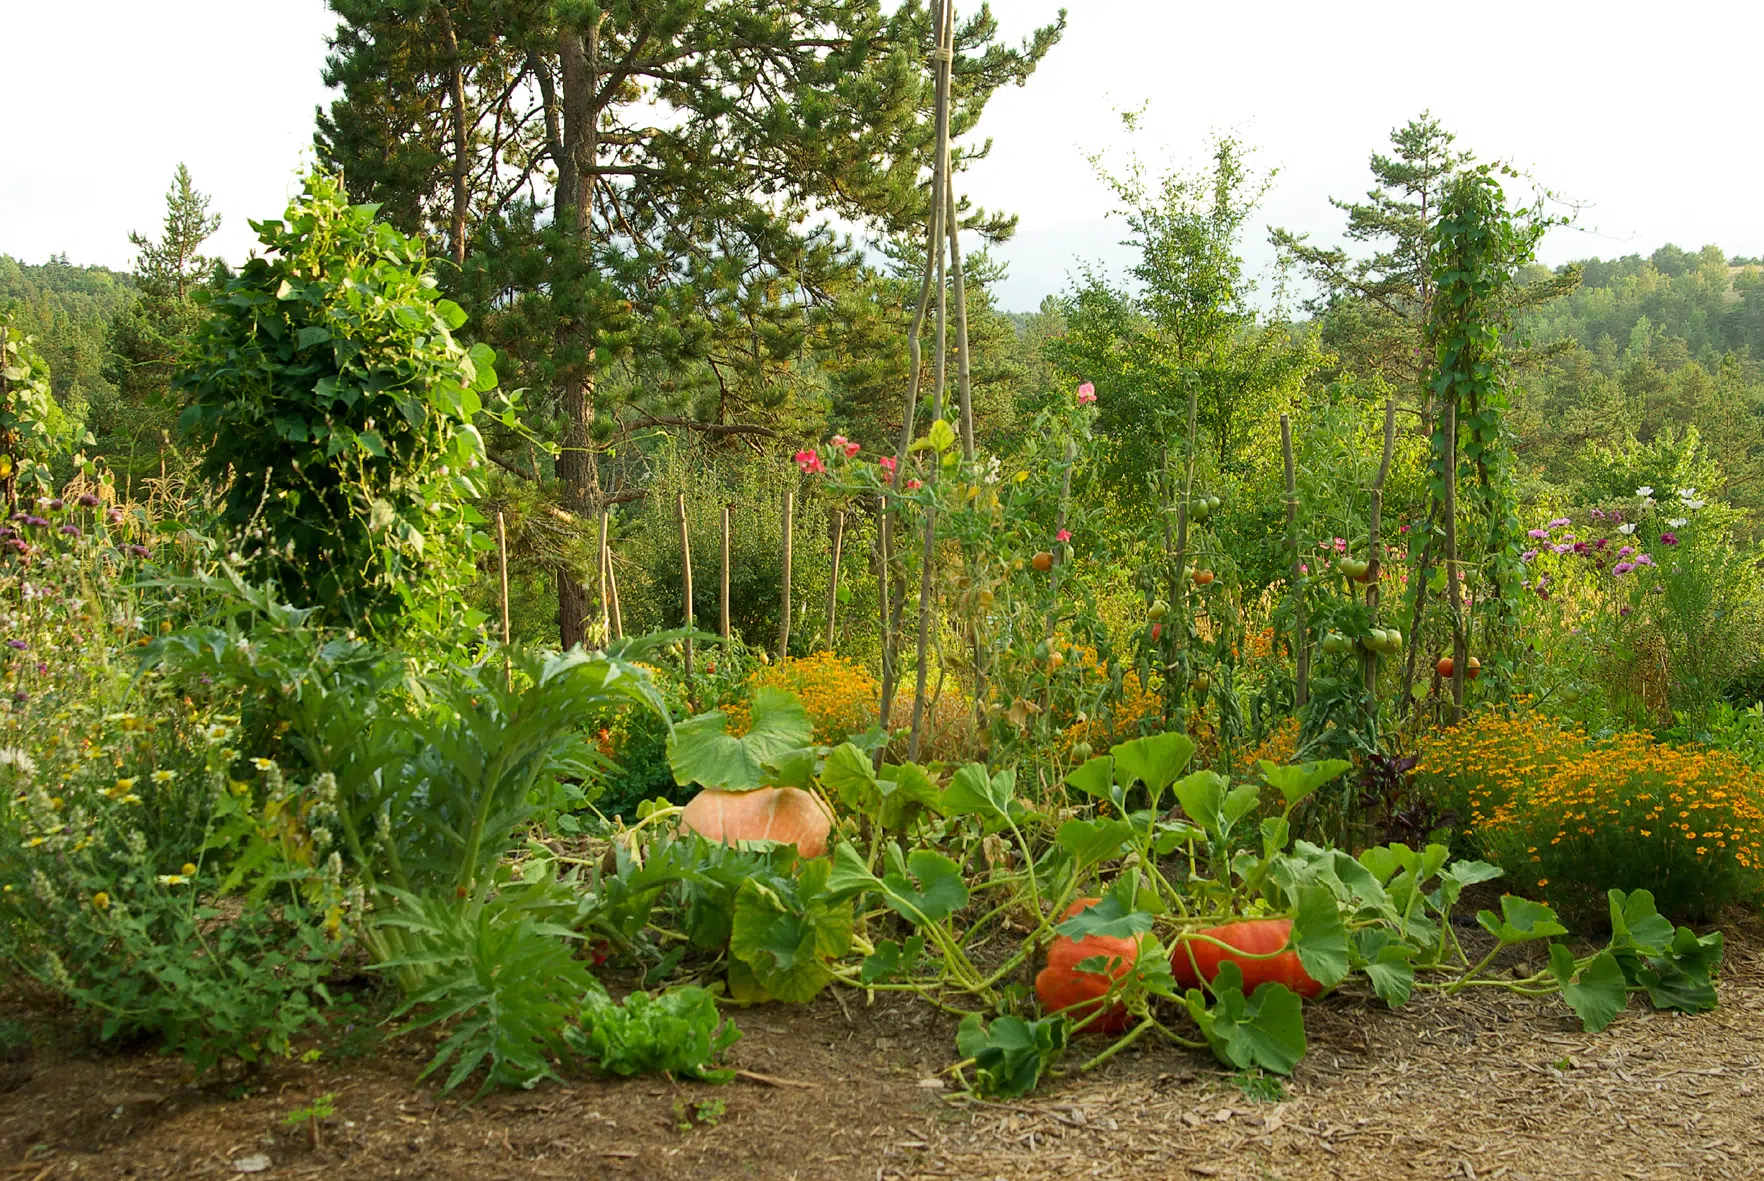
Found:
<box><xmin>778</xmin><ymin>487</ymin><xmax>794</xmax><ymax>660</ymax></box>
<box><xmin>825</xmin><ymin>508</ymin><xmax>845</xmax><ymax>649</ymax></box>
<box><xmin>720</xmin><ymin>503</ymin><xmax>732</xmax><ymax>645</ymax></box>
<box><xmin>1281</xmin><ymin>414</ymin><xmax>1308</xmax><ymax>709</ymax></box>
<box><xmin>678</xmin><ymin>492</ymin><xmax>695</xmax><ymax>696</ymax></box>
<box><xmin>1362</xmin><ymin>397</ymin><xmax>1397</xmax><ymax>707</ymax></box>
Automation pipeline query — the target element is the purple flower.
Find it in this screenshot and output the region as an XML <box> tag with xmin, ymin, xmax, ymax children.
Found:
<box><xmin>6</xmin><ymin>640</ymin><xmax>26</xmax><ymax>651</ymax></box>
<box><xmin>1660</xmin><ymin>532</ymin><xmax>1679</xmax><ymax>546</ymax></box>
<box><xmin>1527</xmin><ymin>528</ymin><xmax>1550</xmax><ymax>540</ymax></box>
<box><xmin>9</xmin><ymin>691</ymin><xmax>25</xmax><ymax>704</ymax></box>
<box><xmin>34</xmin><ymin>663</ymin><xmax>45</xmax><ymax>676</ymax></box>
<box><xmin>1635</xmin><ymin>553</ymin><xmax>1656</xmax><ymax>568</ymax></box>
<box><xmin>77</xmin><ymin>493</ymin><xmax>100</xmax><ymax>508</ymax></box>
<box><xmin>1620</xmin><ymin>605</ymin><xmax>1633</xmax><ymax>617</ymax></box>
<box><xmin>58</xmin><ymin>525</ymin><xmax>80</xmax><ymax>537</ymax></box>
<box><xmin>1612</xmin><ymin>562</ymin><xmax>1636</xmax><ymax>576</ymax></box>
<box><xmin>1520</xmin><ymin>549</ymin><xmax>1538</xmax><ymax>562</ymax></box>
<box><xmin>1552</xmin><ymin>543</ymin><xmax>1572</xmax><ymax>555</ymax></box>
<box><xmin>1572</xmin><ymin>541</ymin><xmax>1590</xmax><ymax>555</ymax></box>
<box><xmin>1536</xmin><ymin>587</ymin><xmax>1551</xmax><ymax>601</ymax></box>
<box><xmin>8</xmin><ymin>513</ymin><xmax>25</xmax><ymax>523</ymax></box>
<box><xmin>46</xmin><ymin>499</ymin><xmax>62</xmax><ymax>512</ymax></box>
<box><xmin>24</xmin><ymin>517</ymin><xmax>46</xmax><ymax>529</ymax></box>
<box><xmin>123</xmin><ymin>544</ymin><xmax>150</xmax><ymax>559</ymax></box>
<box><xmin>106</xmin><ymin>508</ymin><xmax>123</xmax><ymax>526</ymax></box>
<box><xmin>1549</xmin><ymin>517</ymin><xmax>1572</xmax><ymax>529</ymax></box>
<box><xmin>1590</xmin><ymin>508</ymin><xmax>1606</xmax><ymax>521</ymax></box>
<box><xmin>1617</xmin><ymin>545</ymin><xmax>1634</xmax><ymax>558</ymax></box>
<box><xmin>1594</xmin><ymin>537</ymin><xmax>1609</xmax><ymax>551</ymax></box>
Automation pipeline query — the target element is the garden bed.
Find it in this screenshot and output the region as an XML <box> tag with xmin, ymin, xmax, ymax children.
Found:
<box><xmin>2</xmin><ymin>914</ymin><xmax>1759</xmax><ymax>1181</ymax></box>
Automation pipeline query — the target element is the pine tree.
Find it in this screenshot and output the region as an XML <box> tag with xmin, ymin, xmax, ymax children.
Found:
<box><xmin>317</xmin><ymin>0</ymin><xmax>1064</xmax><ymax>646</ymax></box>
<box><xmin>100</xmin><ymin>165</ymin><xmax>223</xmax><ymax>480</ymax></box>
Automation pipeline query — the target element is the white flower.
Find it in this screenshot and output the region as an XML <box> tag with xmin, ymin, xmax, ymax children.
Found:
<box><xmin>0</xmin><ymin>748</ymin><xmax>37</xmax><ymax>774</ymax></box>
<box><xmin>1636</xmin><ymin>485</ymin><xmax>1655</xmax><ymax>498</ymax></box>
<box><xmin>1668</xmin><ymin>518</ymin><xmax>1687</xmax><ymax>529</ymax></box>
<box><xmin>1617</xmin><ymin>523</ymin><xmax>1637</xmax><ymax>535</ymax></box>
<box><xmin>1688</xmin><ymin>500</ymin><xmax>1706</xmax><ymax>510</ymax></box>
<box><xmin>1677</xmin><ymin>487</ymin><xmax>1697</xmax><ymax>501</ymax></box>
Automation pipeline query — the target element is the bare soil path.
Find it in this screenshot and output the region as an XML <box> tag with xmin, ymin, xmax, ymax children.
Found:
<box><xmin>1</xmin><ymin>919</ymin><xmax>1759</xmax><ymax>1181</ymax></box>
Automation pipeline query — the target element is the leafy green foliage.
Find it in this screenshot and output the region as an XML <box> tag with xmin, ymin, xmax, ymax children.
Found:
<box><xmin>1548</xmin><ymin>945</ymin><xmax>1626</xmax><ymax>1033</ymax></box>
<box><xmin>580</xmin><ymin>987</ymin><xmax>740</xmax><ymax>1083</ymax></box>
<box><xmin>381</xmin><ymin>888</ymin><xmax>597</xmax><ymax>1096</ymax></box>
<box><xmin>668</xmin><ymin>686</ymin><xmax>814</xmax><ymax>792</ymax></box>
<box><xmin>176</xmin><ymin>169</ymin><xmax>506</xmax><ymax>633</ymax></box>
<box><xmin>1185</xmin><ymin>964</ymin><xmax>1307</xmax><ymax>1075</ymax></box>
<box><xmin>728</xmin><ymin>858</ymin><xmax>854</xmax><ymax>1003</ymax></box>
<box><xmin>956</xmin><ymin>1013</ymin><xmax>1068</xmax><ymax>1099</ymax></box>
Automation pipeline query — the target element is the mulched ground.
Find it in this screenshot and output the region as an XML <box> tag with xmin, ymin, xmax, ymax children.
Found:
<box><xmin>1</xmin><ymin>914</ymin><xmax>1759</xmax><ymax>1181</ymax></box>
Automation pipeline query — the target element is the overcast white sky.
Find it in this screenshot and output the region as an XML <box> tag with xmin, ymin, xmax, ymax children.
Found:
<box><xmin>6</xmin><ymin>1</ymin><xmax>1760</xmax><ymax>311</ymax></box>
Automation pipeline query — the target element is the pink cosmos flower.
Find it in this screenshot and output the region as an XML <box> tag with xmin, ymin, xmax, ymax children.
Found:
<box><xmin>1527</xmin><ymin>528</ymin><xmax>1550</xmax><ymax>540</ymax></box>
<box><xmin>878</xmin><ymin>455</ymin><xmax>897</xmax><ymax>483</ymax></box>
<box><xmin>906</xmin><ymin>478</ymin><xmax>922</xmax><ymax>491</ymax></box>
<box><xmin>1077</xmin><ymin>382</ymin><xmax>1097</xmax><ymax>405</ymax></box>
<box><xmin>1612</xmin><ymin>561</ymin><xmax>1636</xmax><ymax>576</ymax></box>
<box><xmin>1056</xmin><ymin>528</ymin><xmax>1072</xmax><ymax>543</ymax></box>
<box><xmin>794</xmin><ymin>449</ymin><xmax>826</xmax><ymax>475</ymax></box>
<box><xmin>828</xmin><ymin>434</ymin><xmax>860</xmax><ymax>458</ymax></box>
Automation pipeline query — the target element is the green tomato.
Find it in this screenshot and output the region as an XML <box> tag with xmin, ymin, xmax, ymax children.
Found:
<box><xmin>1147</xmin><ymin>599</ymin><xmax>1169</xmax><ymax>621</ymax></box>
<box><xmin>1190</xmin><ymin>499</ymin><xmax>1211</xmax><ymax>523</ymax></box>
<box><xmin>1206</xmin><ymin>495</ymin><xmax>1221</xmax><ymax>513</ymax></box>
<box><xmin>1071</xmin><ymin>740</ymin><xmax>1094</xmax><ymax>762</ymax></box>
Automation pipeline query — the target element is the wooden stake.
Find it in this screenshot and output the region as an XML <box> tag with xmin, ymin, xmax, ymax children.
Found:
<box><xmin>607</xmin><ymin>546</ymin><xmax>624</xmax><ymax>639</ymax></box>
<box><xmin>678</xmin><ymin>492</ymin><xmax>694</xmax><ymax>692</ymax></box>
<box><xmin>720</xmin><ymin>502</ymin><xmax>732</xmax><ymax>644</ymax></box>
<box><xmin>825</xmin><ymin>508</ymin><xmax>845</xmax><ymax>649</ymax></box>
<box><xmin>1282</xmin><ymin>415</ymin><xmax>1308</xmax><ymax>709</ymax></box>
<box><xmin>777</xmin><ymin>487</ymin><xmax>794</xmax><ymax>660</ymax></box>
<box><xmin>496</xmin><ymin>510</ymin><xmax>511</xmax><ymax>689</ymax></box>
<box><xmin>1169</xmin><ymin>383</ymin><xmax>1200</xmax><ymax>721</ymax></box>
<box><xmin>597</xmin><ymin>506</ymin><xmax>610</xmax><ymax>643</ymax></box>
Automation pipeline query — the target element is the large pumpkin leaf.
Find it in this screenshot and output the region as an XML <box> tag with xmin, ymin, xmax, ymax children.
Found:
<box><xmin>1056</xmin><ymin>817</ymin><xmax>1137</xmax><ymax>868</ymax></box>
<box><xmin>1185</xmin><ymin>963</ymin><xmax>1306</xmax><ymax>1075</ymax></box>
<box><xmin>1054</xmin><ymin>885</ymin><xmax>1153</xmax><ymax>942</ymax></box>
<box><xmin>1257</xmin><ymin>758</ymin><xmax>1352</xmax><ymax>809</ymax></box>
<box><xmin>1110</xmin><ymin>732</ymin><xmax>1195</xmax><ymax>804</ymax></box>
<box><xmin>1064</xmin><ymin>754</ymin><xmax>1117</xmax><ymax>800</ymax></box>
<box><xmin>879</xmin><ymin>850</ymin><xmax>970</xmax><ymax>924</ymax></box>
<box><xmin>1291</xmin><ymin>884</ymin><xmax>1349</xmax><ymax>988</ymax></box>
<box><xmin>859</xmin><ymin>935</ymin><xmax>925</xmax><ymax>985</ymax></box>
<box><xmin>1476</xmin><ymin>895</ymin><xmax>1567</xmax><ymax>946</ymax></box>
<box><xmin>1636</xmin><ymin>927</ymin><xmax>1723</xmax><ymax>1014</ymax></box>
<box><xmin>943</xmin><ymin>763</ymin><xmax>1015</xmax><ymax>822</ymax></box>
<box><xmin>955</xmin><ymin>1013</ymin><xmax>1068</xmax><ymax>1099</ymax></box>
<box><xmin>1352</xmin><ymin>929</ymin><xmax>1416</xmax><ymax>1008</ymax></box>
<box><xmin>668</xmin><ymin>687</ymin><xmax>814</xmax><ymax>791</ymax></box>
<box><xmin>1606</xmin><ymin>888</ymin><xmax>1675</xmax><ymax>958</ymax></box>
<box><xmin>727</xmin><ymin>859</ymin><xmax>852</xmax><ymax>1003</ymax></box>
<box><xmin>1548</xmin><ymin>945</ymin><xmax>1627</xmax><ymax>1033</ymax></box>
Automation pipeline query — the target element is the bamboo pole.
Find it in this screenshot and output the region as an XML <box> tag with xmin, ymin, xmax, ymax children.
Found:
<box><xmin>777</xmin><ymin>487</ymin><xmax>794</xmax><ymax>660</ymax></box>
<box><xmin>719</xmin><ymin>503</ymin><xmax>732</xmax><ymax>644</ymax></box>
<box><xmin>678</xmin><ymin>492</ymin><xmax>694</xmax><ymax>696</ymax></box>
<box><xmin>825</xmin><ymin>508</ymin><xmax>845</xmax><ymax>649</ymax></box>
<box><xmin>874</xmin><ymin>493</ymin><xmax>894</xmax><ymax>771</ymax></box>
<box><xmin>946</xmin><ymin>175</ymin><xmax>974</xmax><ymax>460</ymax></box>
<box><xmin>496</xmin><ymin>510</ymin><xmax>511</xmax><ymax>689</ymax></box>
<box><xmin>597</xmin><ymin>506</ymin><xmax>610</xmax><ymax>643</ymax></box>
<box><xmin>1281</xmin><ymin>415</ymin><xmax>1308</xmax><ymax>709</ymax></box>
<box><xmin>1362</xmin><ymin>398</ymin><xmax>1398</xmax><ymax>704</ymax></box>
<box><xmin>607</xmin><ymin>546</ymin><xmax>624</xmax><ymax>639</ymax></box>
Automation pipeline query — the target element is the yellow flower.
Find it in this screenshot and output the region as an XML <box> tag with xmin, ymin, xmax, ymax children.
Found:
<box><xmin>152</xmin><ymin>769</ymin><xmax>176</xmax><ymax>784</ymax></box>
<box><xmin>92</xmin><ymin>892</ymin><xmax>110</xmax><ymax>910</ymax></box>
<box><xmin>181</xmin><ymin>862</ymin><xmax>197</xmax><ymax>876</ymax></box>
<box><xmin>155</xmin><ymin>874</ymin><xmax>188</xmax><ymax>886</ymax></box>
<box><xmin>25</xmin><ymin>836</ymin><xmax>47</xmax><ymax>848</ymax></box>
<box><xmin>114</xmin><ymin>777</ymin><xmax>138</xmax><ymax>792</ymax></box>
<box><xmin>251</xmin><ymin>757</ymin><xmax>276</xmax><ymax>772</ymax></box>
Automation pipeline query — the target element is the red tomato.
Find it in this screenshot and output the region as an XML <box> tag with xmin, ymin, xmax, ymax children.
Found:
<box><xmin>1466</xmin><ymin>656</ymin><xmax>1482</xmax><ymax>680</ymax></box>
<box><xmin>1169</xmin><ymin>918</ymin><xmax>1322</xmax><ymax>999</ymax></box>
<box><xmin>1436</xmin><ymin>655</ymin><xmax>1454</xmax><ymax>679</ymax></box>
<box><xmin>1035</xmin><ymin>898</ymin><xmax>1140</xmax><ymax>1034</ymax></box>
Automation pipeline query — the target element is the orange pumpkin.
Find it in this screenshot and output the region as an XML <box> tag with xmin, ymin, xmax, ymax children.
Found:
<box><xmin>1035</xmin><ymin>898</ymin><xmax>1141</xmax><ymax>1034</ymax></box>
<box><xmin>1169</xmin><ymin>918</ymin><xmax>1323</xmax><ymax>998</ymax></box>
<box><xmin>680</xmin><ymin>787</ymin><xmax>833</xmax><ymax>857</ymax></box>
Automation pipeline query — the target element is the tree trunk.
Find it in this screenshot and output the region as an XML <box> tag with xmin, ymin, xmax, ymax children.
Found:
<box><xmin>552</xmin><ymin>22</ymin><xmax>603</xmax><ymax>650</ymax></box>
<box><xmin>436</xmin><ymin>4</ymin><xmax>470</xmax><ymax>268</ymax></box>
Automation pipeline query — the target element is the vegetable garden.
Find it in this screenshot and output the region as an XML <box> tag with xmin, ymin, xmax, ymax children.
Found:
<box><xmin>4</xmin><ymin>3</ymin><xmax>1764</xmax><ymax>1178</ymax></box>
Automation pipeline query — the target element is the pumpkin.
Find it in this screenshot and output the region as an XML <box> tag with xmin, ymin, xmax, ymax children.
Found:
<box><xmin>1169</xmin><ymin>918</ymin><xmax>1322</xmax><ymax>998</ymax></box>
<box><xmin>680</xmin><ymin>786</ymin><xmax>833</xmax><ymax>858</ymax></box>
<box><xmin>1035</xmin><ymin>898</ymin><xmax>1140</xmax><ymax>1034</ymax></box>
